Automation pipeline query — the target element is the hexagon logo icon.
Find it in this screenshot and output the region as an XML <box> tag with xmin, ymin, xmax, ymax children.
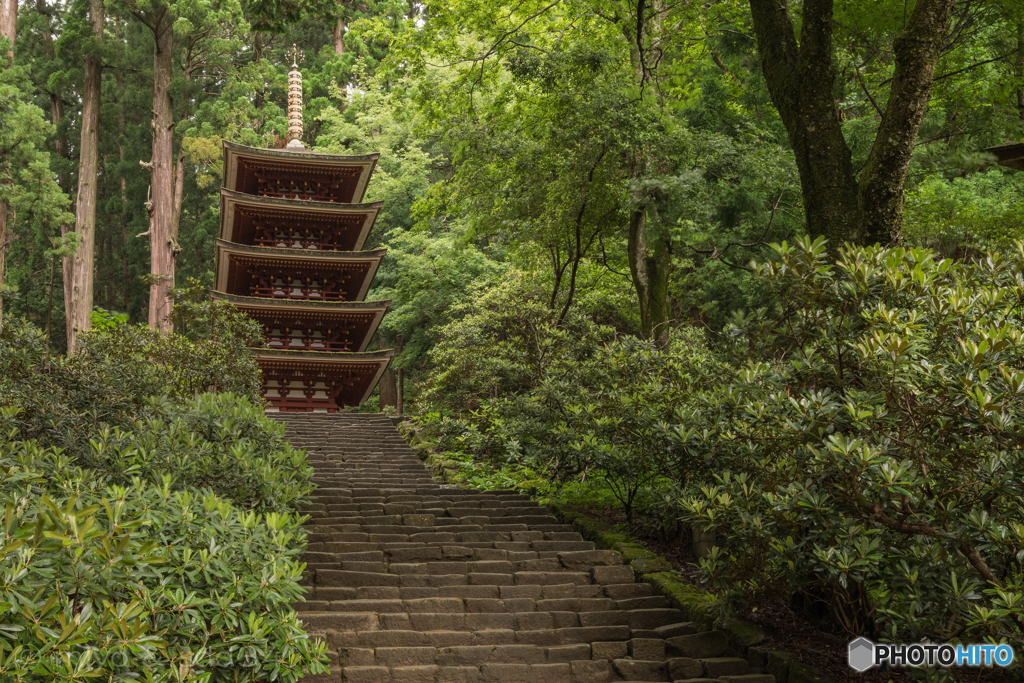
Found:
<box><xmin>848</xmin><ymin>637</ymin><xmax>875</xmax><ymax>672</ymax></box>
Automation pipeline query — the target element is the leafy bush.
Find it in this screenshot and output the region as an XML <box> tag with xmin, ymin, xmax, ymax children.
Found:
<box><xmin>0</xmin><ymin>437</ymin><xmax>325</xmax><ymax>681</ymax></box>
<box><xmin>904</xmin><ymin>168</ymin><xmax>1024</xmax><ymax>257</ymax></box>
<box><xmin>83</xmin><ymin>279</ymin><xmax>265</xmax><ymax>403</ymax></box>
<box><xmin>677</xmin><ymin>237</ymin><xmax>1024</xmax><ymax>646</ymax></box>
<box><xmin>0</xmin><ymin>318</ymin><xmax>327</xmax><ymax>680</ymax></box>
<box><xmin>415</xmin><ymin>271</ymin><xmax>720</xmax><ymax>529</ymax></box>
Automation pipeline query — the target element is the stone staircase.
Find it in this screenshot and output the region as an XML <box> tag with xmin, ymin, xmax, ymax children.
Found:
<box><xmin>270</xmin><ymin>413</ymin><xmax>772</xmax><ymax>683</ymax></box>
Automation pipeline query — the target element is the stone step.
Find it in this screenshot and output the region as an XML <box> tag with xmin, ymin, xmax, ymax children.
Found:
<box><xmin>298</xmin><ymin>609</ymin><xmax>690</xmax><ymax>636</ymax></box>
<box><xmin>271</xmin><ymin>413</ymin><xmax>763</xmax><ymax>683</ymax></box>
<box><xmin>299</xmin><ymin>583</ymin><xmax>650</xmax><ymax>603</ymax></box>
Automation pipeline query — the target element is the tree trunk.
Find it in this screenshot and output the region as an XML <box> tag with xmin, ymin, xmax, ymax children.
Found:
<box><xmin>623</xmin><ymin>6</ymin><xmax>673</xmax><ymax>344</ymax></box>
<box><xmin>378</xmin><ymin>369</ymin><xmax>397</xmax><ymax>410</ymax></box>
<box><xmin>0</xmin><ymin>0</ymin><xmax>15</xmax><ymax>60</ymax></box>
<box><xmin>748</xmin><ymin>0</ymin><xmax>956</xmax><ymax>247</ymax></box>
<box><xmin>627</xmin><ymin>206</ymin><xmax>671</xmax><ymax>344</ymax></box>
<box><xmin>748</xmin><ymin>0</ymin><xmax>859</xmax><ymax>248</ymax></box>
<box><xmin>148</xmin><ymin>18</ymin><xmax>176</xmax><ymax>332</ymax></box>
<box><xmin>856</xmin><ymin>0</ymin><xmax>955</xmax><ymax>244</ymax></box>
<box><xmin>64</xmin><ymin>0</ymin><xmax>103</xmax><ymax>352</ymax></box>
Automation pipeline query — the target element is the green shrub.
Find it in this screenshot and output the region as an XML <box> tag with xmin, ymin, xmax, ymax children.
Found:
<box><xmin>677</xmin><ymin>237</ymin><xmax>1024</xmax><ymax>646</ymax></box>
<box><xmin>0</xmin><ymin>313</ymin><xmax>294</xmax><ymax>512</ymax></box>
<box><xmin>904</xmin><ymin>168</ymin><xmax>1024</xmax><ymax>256</ymax></box>
<box><xmin>415</xmin><ymin>271</ymin><xmax>721</xmax><ymax>529</ymax></box>
<box><xmin>0</xmin><ymin>317</ymin><xmax>327</xmax><ymax>680</ymax></box>
<box><xmin>0</xmin><ymin>435</ymin><xmax>326</xmax><ymax>681</ymax></box>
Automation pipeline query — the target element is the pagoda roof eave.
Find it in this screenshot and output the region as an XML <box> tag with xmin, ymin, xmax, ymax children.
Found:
<box><xmin>222</xmin><ymin>140</ymin><xmax>380</xmax><ymax>204</ymax></box>
<box><xmin>214</xmin><ymin>240</ymin><xmax>385</xmax><ymax>302</ymax></box>
<box><xmin>215</xmin><ymin>239</ymin><xmax>386</xmax><ymax>262</ymax></box>
<box><xmin>212</xmin><ymin>291</ymin><xmax>391</xmax><ymax>352</ymax></box>
<box><xmin>987</xmin><ymin>142</ymin><xmax>1024</xmax><ymax>172</ymax></box>
<box><xmin>219</xmin><ymin>188</ymin><xmax>384</xmax><ymax>251</ymax></box>
<box><xmin>212</xmin><ymin>290</ymin><xmax>391</xmax><ymax>311</ymax></box>
<box><xmin>255</xmin><ymin>349</ymin><xmax>394</xmax><ymax>405</ymax></box>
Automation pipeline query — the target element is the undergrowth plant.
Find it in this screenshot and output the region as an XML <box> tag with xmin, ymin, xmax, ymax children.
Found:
<box><xmin>0</xmin><ymin>316</ymin><xmax>328</xmax><ymax>681</ymax></box>
<box><xmin>677</xmin><ymin>236</ymin><xmax>1024</xmax><ymax>646</ymax></box>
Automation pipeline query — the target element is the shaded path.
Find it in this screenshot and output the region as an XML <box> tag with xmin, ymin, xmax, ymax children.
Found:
<box><xmin>271</xmin><ymin>413</ymin><xmax>771</xmax><ymax>683</ymax></box>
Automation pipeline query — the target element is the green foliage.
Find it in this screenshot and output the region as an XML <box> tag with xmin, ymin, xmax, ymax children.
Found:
<box><xmin>676</xmin><ymin>237</ymin><xmax>1024</xmax><ymax>645</ymax></box>
<box><xmin>90</xmin><ymin>308</ymin><xmax>128</xmax><ymax>330</ymax></box>
<box><xmin>0</xmin><ymin>62</ymin><xmax>75</xmax><ymax>342</ymax></box>
<box><xmin>0</xmin><ymin>319</ymin><xmax>327</xmax><ymax>680</ymax></box>
<box><xmin>0</xmin><ymin>442</ymin><xmax>325</xmax><ymax>681</ymax></box>
<box><xmin>904</xmin><ymin>168</ymin><xmax>1024</xmax><ymax>256</ymax></box>
<box><xmin>415</xmin><ymin>271</ymin><xmax>721</xmax><ymax>527</ymax></box>
<box><xmin>76</xmin><ymin>281</ymin><xmax>265</xmax><ymax>405</ymax></box>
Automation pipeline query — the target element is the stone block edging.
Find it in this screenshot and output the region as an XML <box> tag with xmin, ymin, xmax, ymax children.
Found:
<box><xmin>546</xmin><ymin>502</ymin><xmax>832</xmax><ymax>683</ymax></box>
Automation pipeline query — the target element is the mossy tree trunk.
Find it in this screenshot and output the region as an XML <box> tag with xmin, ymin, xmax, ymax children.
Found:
<box><xmin>749</xmin><ymin>0</ymin><xmax>956</xmax><ymax>248</ymax></box>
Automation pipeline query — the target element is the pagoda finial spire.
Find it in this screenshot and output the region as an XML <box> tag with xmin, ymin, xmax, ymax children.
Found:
<box><xmin>286</xmin><ymin>44</ymin><xmax>305</xmax><ymax>150</ymax></box>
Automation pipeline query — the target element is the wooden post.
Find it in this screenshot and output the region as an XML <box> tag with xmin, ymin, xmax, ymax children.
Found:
<box><xmin>692</xmin><ymin>524</ymin><xmax>716</xmax><ymax>559</ymax></box>
<box><xmin>396</xmin><ymin>334</ymin><xmax>404</xmax><ymax>417</ymax></box>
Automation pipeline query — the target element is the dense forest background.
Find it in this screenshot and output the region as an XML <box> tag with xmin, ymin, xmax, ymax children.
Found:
<box><xmin>1</xmin><ymin>0</ymin><xmax>1022</xmax><ymax>374</ymax></box>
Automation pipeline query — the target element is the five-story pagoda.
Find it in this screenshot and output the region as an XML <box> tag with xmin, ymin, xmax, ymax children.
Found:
<box><xmin>212</xmin><ymin>48</ymin><xmax>393</xmax><ymax>412</ymax></box>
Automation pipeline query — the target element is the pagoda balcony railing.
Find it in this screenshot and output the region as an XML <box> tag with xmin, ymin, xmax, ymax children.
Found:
<box><xmin>264</xmin><ymin>329</ymin><xmax>355</xmax><ymax>353</ymax></box>
<box><xmin>249</xmin><ymin>220</ymin><xmax>363</xmax><ymax>250</ymax></box>
<box><xmin>256</xmin><ymin>175</ymin><xmax>344</xmax><ymax>203</ymax></box>
<box><xmin>247</xmin><ymin>278</ymin><xmax>349</xmax><ymax>301</ymax></box>
<box><xmin>262</xmin><ymin>372</ymin><xmax>358</xmax><ymax>412</ymax></box>
<box><xmin>256</xmin><ymin>234</ymin><xmax>344</xmax><ymax>251</ymax></box>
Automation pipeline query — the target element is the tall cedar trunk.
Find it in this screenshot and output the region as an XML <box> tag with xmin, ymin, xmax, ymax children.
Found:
<box><xmin>0</xmin><ymin>201</ymin><xmax>6</xmax><ymax>329</ymax></box>
<box><xmin>378</xmin><ymin>370</ymin><xmax>397</xmax><ymax>410</ymax></box>
<box><xmin>0</xmin><ymin>0</ymin><xmax>15</xmax><ymax>59</ymax></box>
<box><xmin>749</xmin><ymin>0</ymin><xmax>955</xmax><ymax>247</ymax></box>
<box><xmin>171</xmin><ymin>71</ymin><xmax>190</xmax><ymax>243</ymax></box>
<box><xmin>148</xmin><ymin>19</ymin><xmax>176</xmax><ymax>332</ymax></box>
<box><xmin>65</xmin><ymin>0</ymin><xmax>103</xmax><ymax>352</ymax></box>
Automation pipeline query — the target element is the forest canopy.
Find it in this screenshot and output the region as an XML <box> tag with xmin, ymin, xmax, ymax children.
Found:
<box><xmin>0</xmin><ymin>0</ymin><xmax>1021</xmax><ymax>353</ymax></box>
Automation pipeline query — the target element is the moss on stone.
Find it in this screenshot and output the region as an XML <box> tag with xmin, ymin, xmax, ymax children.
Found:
<box><xmin>719</xmin><ymin>618</ymin><xmax>767</xmax><ymax>650</ymax></box>
<box><xmin>641</xmin><ymin>571</ymin><xmax>719</xmax><ymax>630</ymax></box>
<box><xmin>614</xmin><ymin>543</ymin><xmax>659</xmax><ymax>563</ymax></box>
<box><xmin>766</xmin><ymin>651</ymin><xmax>796</xmax><ymax>683</ymax></box>
<box><xmin>631</xmin><ymin>556</ymin><xmax>674</xmax><ymax>574</ymax></box>
<box><xmin>787</xmin><ymin>662</ymin><xmax>831</xmax><ymax>683</ymax></box>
